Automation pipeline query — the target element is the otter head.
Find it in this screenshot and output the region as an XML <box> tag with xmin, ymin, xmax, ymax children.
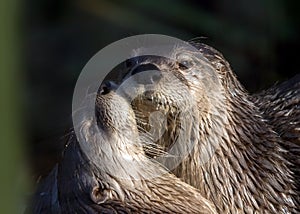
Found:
<box><xmin>50</xmin><ymin>80</ymin><xmax>218</xmax><ymax>214</ymax></box>
<box><xmin>75</xmin><ymin>80</ymin><xmax>150</xmax><ymax>181</ymax></box>
<box><xmin>68</xmin><ymin>80</ymin><xmax>218</xmax><ymax>214</ymax></box>
<box><xmin>121</xmin><ymin>43</ymin><xmax>231</xmax><ymax>169</ymax></box>
<box><xmin>120</xmin><ymin>43</ymin><xmax>298</xmax><ymax>213</ymax></box>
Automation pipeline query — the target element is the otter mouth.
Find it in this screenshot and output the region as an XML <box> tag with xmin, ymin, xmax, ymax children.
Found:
<box><xmin>140</xmin><ymin>93</ymin><xmax>177</xmax><ymax>113</ymax></box>
<box><xmin>130</xmin><ymin>90</ymin><xmax>185</xmax><ymax>159</ymax></box>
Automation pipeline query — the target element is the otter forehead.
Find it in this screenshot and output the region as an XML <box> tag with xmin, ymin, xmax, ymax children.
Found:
<box><xmin>127</xmin><ymin>44</ymin><xmax>224</xmax><ymax>86</ymax></box>
<box><xmin>129</xmin><ymin>43</ymin><xmax>226</xmax><ymax>67</ymax></box>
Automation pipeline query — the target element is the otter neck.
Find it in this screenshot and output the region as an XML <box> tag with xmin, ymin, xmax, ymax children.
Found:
<box><xmin>78</xmin><ymin>118</ymin><xmax>150</xmax><ymax>180</ymax></box>
<box><xmin>179</xmin><ymin>80</ymin><xmax>296</xmax><ymax>212</ymax></box>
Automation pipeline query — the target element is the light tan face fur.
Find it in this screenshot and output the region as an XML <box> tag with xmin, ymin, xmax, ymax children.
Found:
<box><xmin>120</xmin><ymin>46</ymin><xmax>227</xmax><ymax>158</ymax></box>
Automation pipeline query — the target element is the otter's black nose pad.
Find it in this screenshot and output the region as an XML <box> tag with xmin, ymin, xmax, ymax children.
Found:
<box><xmin>131</xmin><ymin>63</ymin><xmax>159</xmax><ymax>75</ymax></box>
<box><xmin>99</xmin><ymin>81</ymin><xmax>118</xmax><ymax>95</ymax></box>
<box><xmin>131</xmin><ymin>63</ymin><xmax>162</xmax><ymax>84</ymax></box>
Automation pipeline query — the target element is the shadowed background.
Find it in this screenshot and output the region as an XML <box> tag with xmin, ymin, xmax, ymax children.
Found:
<box><xmin>0</xmin><ymin>0</ymin><xmax>299</xmax><ymax>213</ymax></box>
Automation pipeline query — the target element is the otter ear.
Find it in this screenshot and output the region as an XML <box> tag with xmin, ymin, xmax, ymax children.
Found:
<box><xmin>90</xmin><ymin>185</ymin><xmax>111</xmax><ymax>204</ymax></box>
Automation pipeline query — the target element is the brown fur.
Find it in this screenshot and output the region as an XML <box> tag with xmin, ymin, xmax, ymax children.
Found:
<box><xmin>126</xmin><ymin>43</ymin><xmax>299</xmax><ymax>213</ymax></box>
<box><xmin>30</xmin><ymin>90</ymin><xmax>217</xmax><ymax>213</ymax></box>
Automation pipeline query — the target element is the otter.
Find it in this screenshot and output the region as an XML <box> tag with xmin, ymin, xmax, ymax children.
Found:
<box><xmin>30</xmin><ymin>81</ymin><xmax>217</xmax><ymax>213</ymax></box>
<box><xmin>123</xmin><ymin>43</ymin><xmax>299</xmax><ymax>213</ymax></box>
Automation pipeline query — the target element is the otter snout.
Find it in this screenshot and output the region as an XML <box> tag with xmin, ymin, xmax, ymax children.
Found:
<box><xmin>130</xmin><ymin>63</ymin><xmax>162</xmax><ymax>85</ymax></box>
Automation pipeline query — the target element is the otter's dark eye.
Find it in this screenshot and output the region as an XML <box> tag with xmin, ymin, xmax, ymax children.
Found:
<box><xmin>178</xmin><ymin>60</ymin><xmax>191</xmax><ymax>70</ymax></box>
<box><xmin>177</xmin><ymin>55</ymin><xmax>194</xmax><ymax>70</ymax></box>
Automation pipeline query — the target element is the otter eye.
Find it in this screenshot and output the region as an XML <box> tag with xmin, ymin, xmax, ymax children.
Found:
<box><xmin>177</xmin><ymin>55</ymin><xmax>194</xmax><ymax>70</ymax></box>
<box><xmin>178</xmin><ymin>60</ymin><xmax>191</xmax><ymax>70</ymax></box>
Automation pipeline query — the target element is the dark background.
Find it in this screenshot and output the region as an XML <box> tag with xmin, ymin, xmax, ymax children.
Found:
<box><xmin>2</xmin><ymin>0</ymin><xmax>299</xmax><ymax>212</ymax></box>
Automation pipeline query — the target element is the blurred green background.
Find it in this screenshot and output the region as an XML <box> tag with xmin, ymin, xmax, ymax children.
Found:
<box><xmin>1</xmin><ymin>0</ymin><xmax>299</xmax><ymax>213</ymax></box>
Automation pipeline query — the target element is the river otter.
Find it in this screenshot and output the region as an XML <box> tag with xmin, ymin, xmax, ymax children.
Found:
<box><xmin>123</xmin><ymin>43</ymin><xmax>299</xmax><ymax>213</ymax></box>
<box><xmin>30</xmin><ymin>81</ymin><xmax>217</xmax><ymax>213</ymax></box>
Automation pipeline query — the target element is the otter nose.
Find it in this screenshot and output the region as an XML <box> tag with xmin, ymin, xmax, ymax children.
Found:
<box><xmin>131</xmin><ymin>63</ymin><xmax>162</xmax><ymax>84</ymax></box>
<box><xmin>131</xmin><ymin>63</ymin><xmax>159</xmax><ymax>75</ymax></box>
<box><xmin>99</xmin><ymin>81</ymin><xmax>118</xmax><ymax>95</ymax></box>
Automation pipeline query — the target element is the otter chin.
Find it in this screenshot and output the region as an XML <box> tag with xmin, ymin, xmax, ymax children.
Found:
<box><xmin>30</xmin><ymin>81</ymin><xmax>217</xmax><ymax>213</ymax></box>
<box><xmin>123</xmin><ymin>43</ymin><xmax>299</xmax><ymax>213</ymax></box>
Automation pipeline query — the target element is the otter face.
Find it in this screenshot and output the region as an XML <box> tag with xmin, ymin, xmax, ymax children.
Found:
<box><xmin>121</xmin><ymin>45</ymin><xmax>227</xmax><ymax>163</ymax></box>
<box><xmin>124</xmin><ymin>46</ymin><xmax>226</xmax><ymax>117</ymax></box>
<box><xmin>120</xmin><ymin>56</ymin><xmax>197</xmax><ymax>159</ymax></box>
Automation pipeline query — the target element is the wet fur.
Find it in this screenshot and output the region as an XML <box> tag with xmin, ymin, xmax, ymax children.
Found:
<box><xmin>30</xmin><ymin>91</ymin><xmax>217</xmax><ymax>213</ymax></box>
<box><xmin>128</xmin><ymin>43</ymin><xmax>299</xmax><ymax>213</ymax></box>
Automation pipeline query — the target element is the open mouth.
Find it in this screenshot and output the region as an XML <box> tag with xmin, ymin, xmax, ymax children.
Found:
<box><xmin>130</xmin><ymin>91</ymin><xmax>183</xmax><ymax>159</ymax></box>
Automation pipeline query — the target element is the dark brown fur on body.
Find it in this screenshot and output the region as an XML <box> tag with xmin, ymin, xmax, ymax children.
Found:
<box><xmin>30</xmin><ymin>89</ymin><xmax>217</xmax><ymax>213</ymax></box>
<box><xmin>126</xmin><ymin>43</ymin><xmax>299</xmax><ymax>213</ymax></box>
<box><xmin>252</xmin><ymin>74</ymin><xmax>300</xmax><ymax>206</ymax></box>
<box><xmin>252</xmin><ymin>74</ymin><xmax>300</xmax><ymax>145</ymax></box>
